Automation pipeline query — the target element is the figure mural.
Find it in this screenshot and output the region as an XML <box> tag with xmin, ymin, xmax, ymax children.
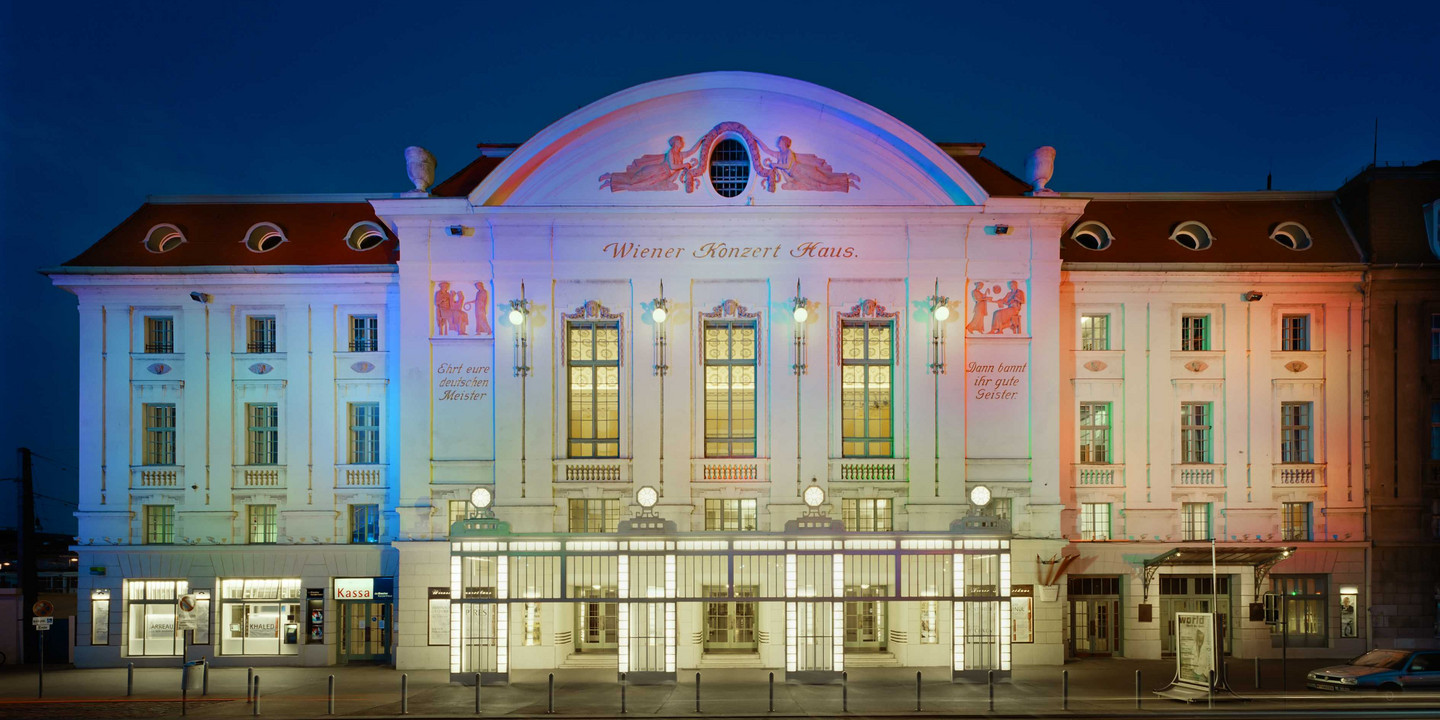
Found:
<box><xmin>965</xmin><ymin>280</ymin><xmax>1027</xmax><ymax>335</ymax></box>
<box><xmin>599</xmin><ymin>122</ymin><xmax>859</xmax><ymax>194</ymax></box>
<box><xmin>433</xmin><ymin>280</ymin><xmax>494</xmax><ymax>338</ymax></box>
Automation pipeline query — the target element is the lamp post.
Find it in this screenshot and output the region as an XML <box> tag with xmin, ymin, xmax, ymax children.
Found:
<box><xmin>652</xmin><ymin>285</ymin><xmax>669</xmax><ymax>496</ymax></box>
<box><xmin>792</xmin><ymin>281</ymin><xmax>809</xmax><ymax>498</ymax></box>
<box><xmin>928</xmin><ymin>281</ymin><xmax>949</xmax><ymax>497</ymax></box>
<box><xmin>508</xmin><ymin>282</ymin><xmax>531</xmax><ymax>497</ymax></box>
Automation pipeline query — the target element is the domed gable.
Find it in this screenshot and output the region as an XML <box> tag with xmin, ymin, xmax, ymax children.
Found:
<box><xmin>472</xmin><ymin>72</ymin><xmax>988</xmax><ymax>207</ymax></box>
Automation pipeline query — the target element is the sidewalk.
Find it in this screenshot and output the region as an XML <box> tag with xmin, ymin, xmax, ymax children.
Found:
<box><xmin>1</xmin><ymin>658</ymin><xmax>1435</xmax><ymax>719</ymax></box>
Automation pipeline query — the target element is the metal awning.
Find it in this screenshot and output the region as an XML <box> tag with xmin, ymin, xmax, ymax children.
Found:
<box><xmin>1139</xmin><ymin>546</ymin><xmax>1295</xmax><ymax>602</ymax></box>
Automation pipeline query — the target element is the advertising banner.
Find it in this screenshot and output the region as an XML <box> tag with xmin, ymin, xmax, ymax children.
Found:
<box><xmin>1175</xmin><ymin>612</ymin><xmax>1218</xmax><ymax>688</ymax></box>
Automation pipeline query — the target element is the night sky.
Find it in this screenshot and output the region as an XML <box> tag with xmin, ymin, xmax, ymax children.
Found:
<box><xmin>2</xmin><ymin>1</ymin><xmax>1435</xmax><ymax>533</ymax></box>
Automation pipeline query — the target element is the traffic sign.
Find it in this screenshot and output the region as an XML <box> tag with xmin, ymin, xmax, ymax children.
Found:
<box><xmin>32</xmin><ymin>600</ymin><xmax>53</xmax><ymax>617</ymax></box>
<box><xmin>178</xmin><ymin>594</ymin><xmax>197</xmax><ymax>613</ymax></box>
<box><xmin>176</xmin><ymin>593</ymin><xmax>200</xmax><ymax>630</ymax></box>
<box><xmin>32</xmin><ymin>617</ymin><xmax>53</xmax><ymax>630</ymax></box>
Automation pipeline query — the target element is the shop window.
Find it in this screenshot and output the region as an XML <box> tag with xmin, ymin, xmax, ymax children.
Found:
<box><xmin>144</xmin><ymin>316</ymin><xmax>174</xmax><ymax>353</ymax></box>
<box><xmin>125</xmin><ymin>579</ymin><xmax>188</xmax><ymax>656</ymax></box>
<box><xmin>349</xmin><ymin>314</ymin><xmax>379</xmax><ymax>352</ymax></box>
<box><xmin>523</xmin><ymin>602</ymin><xmax>541</xmax><ymax>646</ymax></box>
<box><xmin>1180</xmin><ymin>315</ymin><xmax>1209</xmax><ymax>351</ymax></box>
<box><xmin>704</xmin><ymin>498</ymin><xmax>757</xmax><ymax>531</ymax></box>
<box><xmin>219</xmin><ymin>578</ymin><xmax>303</xmax><ymax>656</ymax></box>
<box><xmin>1181</xmin><ymin>502</ymin><xmax>1211</xmax><ymax>541</ymax></box>
<box><xmin>246</xmin><ymin>316</ymin><xmax>277</xmax><ymax>353</ymax></box>
<box><xmin>247</xmin><ymin>504</ymin><xmax>277</xmax><ymax>544</ymax></box>
<box><xmin>143</xmin><ymin>505</ymin><xmax>174</xmax><ymax>544</ymax></box>
<box><xmin>90</xmin><ymin>589</ymin><xmax>111</xmax><ymax>646</ymax></box>
<box><xmin>245</xmin><ymin>403</ymin><xmax>279</xmax><ymax>465</ymax></box>
<box><xmin>841</xmin><ymin>498</ymin><xmax>892</xmax><ymax>532</ymax></box>
<box><xmin>1080</xmin><ymin>503</ymin><xmax>1111</xmax><ymax>540</ymax></box>
<box><xmin>1271</xmin><ymin>575</ymin><xmax>1328</xmax><ymax>647</ymax></box>
<box><xmin>349</xmin><ymin>504</ymin><xmax>379</xmax><ymax>544</ymax></box>
<box><xmin>919</xmin><ymin>600</ymin><xmax>939</xmax><ymax>643</ymax></box>
<box><xmin>1079</xmin><ymin>402</ymin><xmax>1112</xmax><ymax>463</ymax></box>
<box><xmin>1282</xmin><ymin>502</ymin><xmax>1312</xmax><ymax>541</ymax></box>
<box><xmin>567</xmin><ymin>498</ymin><xmax>620</xmax><ymax>533</ymax></box>
<box><xmin>1281</xmin><ymin>315</ymin><xmax>1310</xmax><ymax>351</ymax></box>
<box><xmin>1281</xmin><ymin>402</ymin><xmax>1313</xmax><ymax>463</ymax></box>
<box><xmin>348</xmin><ymin>402</ymin><xmax>380</xmax><ymax>464</ymax></box>
<box><xmin>1080</xmin><ymin>314</ymin><xmax>1110</xmax><ymax>351</ymax></box>
<box><xmin>142</xmin><ymin>403</ymin><xmax>176</xmax><ymax>465</ymax></box>
<box><xmin>703</xmin><ymin>319</ymin><xmax>758</xmax><ymax>458</ymax></box>
<box><xmin>1180</xmin><ymin>402</ymin><xmax>1213</xmax><ymax>463</ymax></box>
<box><xmin>840</xmin><ymin>320</ymin><xmax>894</xmax><ymax>458</ymax></box>
<box><xmin>567</xmin><ymin>320</ymin><xmax>621</xmax><ymax>458</ymax></box>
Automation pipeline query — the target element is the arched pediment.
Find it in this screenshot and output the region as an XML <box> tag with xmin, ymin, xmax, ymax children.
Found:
<box><xmin>471</xmin><ymin>72</ymin><xmax>988</xmax><ymax>207</ymax></box>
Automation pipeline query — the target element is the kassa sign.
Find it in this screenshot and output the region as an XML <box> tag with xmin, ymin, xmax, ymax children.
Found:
<box><xmin>333</xmin><ymin>578</ymin><xmax>374</xmax><ymax>600</ymax></box>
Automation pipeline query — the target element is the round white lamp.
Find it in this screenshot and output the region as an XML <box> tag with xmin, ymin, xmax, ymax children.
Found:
<box><xmin>651</xmin><ymin>305</ymin><xmax>668</xmax><ymax>324</ymax></box>
<box><xmin>803</xmin><ymin>484</ymin><xmax>826</xmax><ymax>508</ymax></box>
<box><xmin>933</xmin><ymin>304</ymin><xmax>951</xmax><ymax>322</ymax></box>
<box><xmin>470</xmin><ymin>486</ymin><xmax>493</xmax><ymax>509</ymax></box>
<box><xmin>793</xmin><ymin>305</ymin><xmax>809</xmax><ymax>323</ymax></box>
<box><xmin>969</xmin><ymin>485</ymin><xmax>992</xmax><ymax>507</ymax></box>
<box><xmin>507</xmin><ymin>308</ymin><xmax>525</xmax><ymax>326</ymax></box>
<box><xmin>636</xmin><ymin>486</ymin><xmax>659</xmax><ymax>509</ymax></box>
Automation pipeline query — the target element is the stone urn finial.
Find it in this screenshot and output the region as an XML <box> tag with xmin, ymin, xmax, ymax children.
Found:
<box><xmin>404</xmin><ymin>146</ymin><xmax>436</xmax><ymax>195</ymax></box>
<box><xmin>1025</xmin><ymin>146</ymin><xmax>1058</xmax><ymax>196</ymax></box>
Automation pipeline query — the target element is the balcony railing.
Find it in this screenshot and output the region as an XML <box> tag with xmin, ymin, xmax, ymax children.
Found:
<box><xmin>1274</xmin><ymin>464</ymin><xmax>1325</xmax><ymax>487</ymax></box>
<box><xmin>1174</xmin><ymin>465</ymin><xmax>1225</xmax><ymax>487</ymax></box>
<box><xmin>336</xmin><ymin>465</ymin><xmax>386</xmax><ymax>488</ymax></box>
<box><xmin>131</xmin><ymin>466</ymin><xmax>181</xmax><ymax>489</ymax></box>
<box><xmin>1074</xmin><ymin>465</ymin><xmax>1123</xmax><ymax>487</ymax></box>
<box><xmin>234</xmin><ymin>466</ymin><xmax>284</xmax><ymax>489</ymax></box>
<box><xmin>555</xmin><ymin>460</ymin><xmax>627</xmax><ymax>483</ymax></box>
<box><xmin>695</xmin><ymin>460</ymin><xmax>761</xmax><ymax>482</ymax></box>
<box><xmin>834</xmin><ymin>458</ymin><xmax>906</xmax><ymax>482</ymax></box>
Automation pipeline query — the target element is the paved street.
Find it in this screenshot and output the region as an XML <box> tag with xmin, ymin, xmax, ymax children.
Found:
<box><xmin>1</xmin><ymin>658</ymin><xmax>1438</xmax><ymax>719</ymax></box>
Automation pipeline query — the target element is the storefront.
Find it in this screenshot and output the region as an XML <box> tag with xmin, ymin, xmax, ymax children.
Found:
<box><xmin>219</xmin><ymin>578</ymin><xmax>303</xmax><ymax>657</ymax></box>
<box><xmin>333</xmin><ymin>577</ymin><xmax>395</xmax><ymax>663</ymax></box>
<box><xmin>125</xmin><ymin>579</ymin><xmax>188</xmax><ymax>656</ymax></box>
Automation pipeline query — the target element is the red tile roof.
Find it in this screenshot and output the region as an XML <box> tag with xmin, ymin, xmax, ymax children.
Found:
<box><xmin>61</xmin><ymin>202</ymin><xmax>397</xmax><ymax>269</ymax></box>
<box><xmin>1061</xmin><ymin>195</ymin><xmax>1362</xmax><ymax>264</ymax></box>
<box><xmin>431</xmin><ymin>145</ymin><xmax>517</xmax><ymax>198</ymax></box>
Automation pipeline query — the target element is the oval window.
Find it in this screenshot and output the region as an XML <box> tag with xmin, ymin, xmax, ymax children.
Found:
<box><xmin>143</xmin><ymin>224</ymin><xmax>186</xmax><ymax>253</ymax></box>
<box><xmin>244</xmin><ymin>223</ymin><xmax>287</xmax><ymax>253</ymax></box>
<box><xmin>708</xmin><ymin>138</ymin><xmax>750</xmax><ymax>198</ymax></box>
<box><xmin>345</xmin><ymin>222</ymin><xmax>387</xmax><ymax>251</ymax></box>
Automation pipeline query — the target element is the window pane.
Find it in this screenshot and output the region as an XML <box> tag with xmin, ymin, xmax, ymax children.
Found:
<box><xmin>567</xmin><ymin>321</ymin><xmax>621</xmax><ymax>458</ymax></box>
<box><xmin>840</xmin><ymin>322</ymin><xmax>894</xmax><ymax>458</ymax></box>
<box><xmin>703</xmin><ymin>320</ymin><xmax>758</xmax><ymax>458</ymax></box>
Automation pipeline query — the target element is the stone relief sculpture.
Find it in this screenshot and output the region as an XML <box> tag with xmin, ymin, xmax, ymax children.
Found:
<box><xmin>405</xmin><ymin>146</ymin><xmax>436</xmax><ymax>195</ymax></box>
<box><xmin>1025</xmin><ymin>146</ymin><xmax>1057</xmax><ymax>196</ymax></box>
<box><xmin>599</xmin><ymin>122</ymin><xmax>858</xmax><ymax>194</ymax></box>
<box><xmin>466</xmin><ymin>281</ymin><xmax>492</xmax><ymax>336</ymax></box>
<box><xmin>966</xmin><ymin>281</ymin><xmax>1027</xmax><ymax>335</ymax></box>
<box><xmin>433</xmin><ymin>280</ymin><xmax>494</xmax><ymax>338</ymax></box>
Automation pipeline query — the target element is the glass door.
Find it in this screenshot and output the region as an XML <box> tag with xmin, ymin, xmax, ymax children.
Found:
<box><xmin>703</xmin><ymin>585</ymin><xmax>758</xmax><ymax>652</ymax></box>
<box><xmin>574</xmin><ymin>586</ymin><xmax>618</xmax><ymax>652</ymax></box>
<box><xmin>844</xmin><ymin>585</ymin><xmax>887</xmax><ymax>652</ymax></box>
<box><xmin>1070</xmin><ymin>598</ymin><xmax>1120</xmax><ymax>656</ymax></box>
<box><xmin>339</xmin><ymin>601</ymin><xmax>391</xmax><ymax>663</ymax></box>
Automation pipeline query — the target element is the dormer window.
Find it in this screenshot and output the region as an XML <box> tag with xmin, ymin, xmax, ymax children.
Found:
<box><xmin>244</xmin><ymin>223</ymin><xmax>287</xmax><ymax>253</ymax></box>
<box><xmin>1270</xmin><ymin>222</ymin><xmax>1313</xmax><ymax>250</ymax></box>
<box><xmin>1170</xmin><ymin>221</ymin><xmax>1214</xmax><ymax>251</ymax></box>
<box><xmin>1070</xmin><ymin>221</ymin><xmax>1114</xmax><ymax>251</ymax></box>
<box><xmin>143</xmin><ymin>224</ymin><xmax>186</xmax><ymax>254</ymax></box>
<box><xmin>345</xmin><ymin>222</ymin><xmax>387</xmax><ymax>251</ymax></box>
<box><xmin>709</xmin><ymin>138</ymin><xmax>750</xmax><ymax>198</ymax></box>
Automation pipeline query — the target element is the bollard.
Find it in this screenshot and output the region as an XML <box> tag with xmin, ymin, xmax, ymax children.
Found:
<box><xmin>401</xmin><ymin>673</ymin><xmax>409</xmax><ymax>715</ymax></box>
<box><xmin>1254</xmin><ymin>657</ymin><xmax>1261</xmax><ymax>690</ymax></box>
<box><xmin>916</xmin><ymin>671</ymin><xmax>922</xmax><ymax>712</ymax></box>
<box><xmin>1208</xmin><ymin>670</ymin><xmax>1214</xmax><ymax>710</ymax></box>
<box><xmin>252</xmin><ymin>676</ymin><xmax>260</xmax><ymax>717</ymax></box>
<box><xmin>247</xmin><ymin>667</ymin><xmax>254</xmax><ymax>704</ymax></box>
<box><xmin>328</xmin><ymin>675</ymin><xmax>336</xmax><ymax>715</ymax></box>
<box><xmin>1135</xmin><ymin>669</ymin><xmax>1142</xmax><ymax>710</ymax></box>
<box><xmin>548</xmin><ymin>673</ymin><xmax>555</xmax><ymax>714</ymax></box>
<box><xmin>769</xmin><ymin>672</ymin><xmax>775</xmax><ymax>712</ymax></box>
<box><xmin>182</xmin><ymin>664</ymin><xmax>189</xmax><ymax>716</ymax></box>
<box><xmin>127</xmin><ymin>663</ymin><xmax>134</xmax><ymax>697</ymax></box>
<box><xmin>1062</xmin><ymin>669</ymin><xmax>1068</xmax><ymax>711</ymax></box>
<box><xmin>842</xmin><ymin>671</ymin><xmax>848</xmax><ymax>713</ymax></box>
<box><xmin>988</xmin><ymin>670</ymin><xmax>994</xmax><ymax>711</ymax></box>
<box><xmin>620</xmin><ymin>672</ymin><xmax>626</xmax><ymax>714</ymax></box>
<box><xmin>696</xmin><ymin>672</ymin><xmax>702</xmax><ymax>713</ymax></box>
<box><xmin>475</xmin><ymin>673</ymin><xmax>481</xmax><ymax>715</ymax></box>
<box><xmin>202</xmin><ymin>660</ymin><xmax>210</xmax><ymax>696</ymax></box>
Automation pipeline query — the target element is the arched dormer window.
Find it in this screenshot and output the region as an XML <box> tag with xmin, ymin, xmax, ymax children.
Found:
<box><xmin>244</xmin><ymin>222</ymin><xmax>287</xmax><ymax>253</ymax></box>
<box><xmin>345</xmin><ymin>222</ymin><xmax>387</xmax><ymax>251</ymax></box>
<box><xmin>1269</xmin><ymin>221</ymin><xmax>1313</xmax><ymax>251</ymax></box>
<box><xmin>1170</xmin><ymin>221</ymin><xmax>1214</xmax><ymax>251</ymax></box>
<box><xmin>143</xmin><ymin>224</ymin><xmax>186</xmax><ymax>254</ymax></box>
<box><xmin>1070</xmin><ymin>221</ymin><xmax>1114</xmax><ymax>251</ymax></box>
<box><xmin>708</xmin><ymin>138</ymin><xmax>750</xmax><ymax>198</ymax></box>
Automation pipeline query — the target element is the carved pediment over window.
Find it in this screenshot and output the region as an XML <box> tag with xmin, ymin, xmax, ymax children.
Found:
<box><xmin>562</xmin><ymin>300</ymin><xmax>624</xmax><ymax>366</ymax></box>
<box><xmin>699</xmin><ymin>300</ymin><xmax>761</xmax><ymax>321</ymax></box>
<box><xmin>835</xmin><ymin>299</ymin><xmax>899</xmax><ymax>356</ymax></box>
<box><xmin>563</xmin><ymin>300</ymin><xmax>622</xmax><ymax>322</ymax></box>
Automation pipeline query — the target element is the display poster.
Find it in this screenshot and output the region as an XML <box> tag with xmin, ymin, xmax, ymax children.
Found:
<box><xmin>90</xmin><ymin>592</ymin><xmax>110</xmax><ymax>645</ymax></box>
<box><xmin>1340</xmin><ymin>587</ymin><xmax>1358</xmax><ymax>638</ymax></box>
<box><xmin>428</xmin><ymin>587</ymin><xmax>451</xmax><ymax>646</ymax></box>
<box><xmin>306</xmin><ymin>588</ymin><xmax>325</xmax><ymax>644</ymax></box>
<box><xmin>1175</xmin><ymin>612</ymin><xmax>1218</xmax><ymax>688</ymax></box>
<box><xmin>193</xmin><ymin>590</ymin><xmax>211</xmax><ymax>644</ymax></box>
<box><xmin>1011</xmin><ymin>585</ymin><xmax>1034</xmax><ymax>643</ymax></box>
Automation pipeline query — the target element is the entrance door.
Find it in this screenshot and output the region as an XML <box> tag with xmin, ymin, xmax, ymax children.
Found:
<box><xmin>339</xmin><ymin>601</ymin><xmax>391</xmax><ymax>663</ymax></box>
<box><xmin>574</xmin><ymin>587</ymin><xmax>618</xmax><ymax>652</ymax></box>
<box><xmin>703</xmin><ymin>585</ymin><xmax>758</xmax><ymax>652</ymax></box>
<box><xmin>1070</xmin><ymin>598</ymin><xmax>1120</xmax><ymax>656</ymax></box>
<box><xmin>1159</xmin><ymin>576</ymin><xmax>1231</xmax><ymax>655</ymax></box>
<box><xmin>844</xmin><ymin>585</ymin><xmax>887</xmax><ymax>652</ymax></box>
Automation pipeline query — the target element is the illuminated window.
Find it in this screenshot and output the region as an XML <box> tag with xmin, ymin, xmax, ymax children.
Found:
<box><xmin>143</xmin><ymin>403</ymin><xmax>176</xmax><ymax>466</ymax></box>
<box><xmin>1280</xmin><ymin>402</ymin><xmax>1313</xmax><ymax>463</ymax></box>
<box><xmin>1080</xmin><ymin>314</ymin><xmax>1110</xmax><ymax>351</ymax></box>
<box><xmin>523</xmin><ymin>602</ymin><xmax>541</xmax><ymax>646</ymax></box>
<box><xmin>349</xmin><ymin>504</ymin><xmax>379</xmax><ymax>544</ymax></box>
<box><xmin>841</xmin><ymin>498</ymin><xmax>892</xmax><ymax>532</ymax></box>
<box><xmin>1282</xmin><ymin>502</ymin><xmax>1312</xmax><ymax>541</ymax></box>
<box><xmin>1271</xmin><ymin>575</ymin><xmax>1328</xmax><ymax>646</ymax></box>
<box><xmin>1180</xmin><ymin>315</ymin><xmax>1209</xmax><ymax>351</ymax></box>
<box><xmin>919</xmin><ymin>600</ymin><xmax>939</xmax><ymax>643</ymax></box>
<box><xmin>704</xmin><ymin>319</ymin><xmax>758</xmax><ymax>457</ymax></box>
<box><xmin>125</xmin><ymin>579</ymin><xmax>189</xmax><ymax>656</ymax></box>
<box><xmin>840</xmin><ymin>320</ymin><xmax>893</xmax><ymax>457</ymax></box>
<box><xmin>567</xmin><ymin>498</ymin><xmax>620</xmax><ymax>533</ymax></box>
<box><xmin>144</xmin><ymin>316</ymin><xmax>174</xmax><ymax>353</ymax></box>
<box><xmin>245</xmin><ymin>403</ymin><xmax>279</xmax><ymax>465</ymax></box>
<box><xmin>447</xmin><ymin>500</ymin><xmax>475</xmax><ymax>526</ymax></box>
<box><xmin>144</xmin><ymin>505</ymin><xmax>174</xmax><ymax>544</ymax></box>
<box><xmin>247</xmin><ymin>504</ymin><xmax>277</xmax><ymax>544</ymax></box>
<box><xmin>349</xmin><ymin>314</ymin><xmax>378</xmax><ymax>352</ymax></box>
<box><xmin>1079</xmin><ymin>402</ymin><xmax>1112</xmax><ymax>464</ymax></box>
<box><xmin>704</xmin><ymin>498</ymin><xmax>757</xmax><ymax>531</ymax></box>
<box><xmin>567</xmin><ymin>320</ymin><xmax>621</xmax><ymax>458</ymax></box>
<box><xmin>1180</xmin><ymin>402</ymin><xmax>1213</xmax><ymax>463</ymax></box>
<box><xmin>348</xmin><ymin>402</ymin><xmax>380</xmax><ymax>464</ymax></box>
<box><xmin>1281</xmin><ymin>315</ymin><xmax>1309</xmax><ymax>351</ymax></box>
<box><xmin>1181</xmin><ymin>502</ymin><xmax>1211</xmax><ymax>541</ymax></box>
<box><xmin>1079</xmin><ymin>503</ymin><xmax>1110</xmax><ymax>540</ymax></box>
<box><xmin>708</xmin><ymin>138</ymin><xmax>750</xmax><ymax>198</ymax></box>
<box><xmin>246</xmin><ymin>315</ymin><xmax>277</xmax><ymax>353</ymax></box>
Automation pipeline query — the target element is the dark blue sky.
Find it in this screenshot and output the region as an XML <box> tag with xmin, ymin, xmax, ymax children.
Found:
<box><xmin>2</xmin><ymin>1</ymin><xmax>1436</xmax><ymax>532</ymax></box>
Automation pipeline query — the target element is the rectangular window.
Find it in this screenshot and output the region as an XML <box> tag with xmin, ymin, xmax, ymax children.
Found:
<box><xmin>125</xmin><ymin>579</ymin><xmax>189</xmax><ymax>656</ymax></box>
<box><xmin>349</xmin><ymin>504</ymin><xmax>379</xmax><ymax>544</ymax></box>
<box><xmin>840</xmin><ymin>321</ymin><xmax>894</xmax><ymax>458</ymax></box>
<box><xmin>447</xmin><ymin>500</ymin><xmax>475</xmax><ymax>526</ymax></box>
<box><xmin>142</xmin><ymin>403</ymin><xmax>176</xmax><ymax>466</ymax></box>
<box><xmin>989</xmin><ymin>497</ymin><xmax>1013</xmax><ymax>521</ymax></box>
<box><xmin>1181</xmin><ymin>502</ymin><xmax>1211</xmax><ymax>541</ymax></box>
<box><xmin>1079</xmin><ymin>402</ymin><xmax>1112</xmax><ymax>464</ymax></box>
<box><xmin>349</xmin><ymin>314</ymin><xmax>378</xmax><ymax>352</ymax></box>
<box><xmin>1280</xmin><ymin>402</ymin><xmax>1313</xmax><ymax>463</ymax></box>
<box><xmin>1282</xmin><ymin>502</ymin><xmax>1312</xmax><ymax>541</ymax></box>
<box><xmin>1271</xmin><ymin>575</ymin><xmax>1328</xmax><ymax>646</ymax></box>
<box><xmin>703</xmin><ymin>498</ymin><xmax>758</xmax><ymax>531</ymax></box>
<box><xmin>144</xmin><ymin>505</ymin><xmax>174</xmax><ymax>544</ymax></box>
<box><xmin>245</xmin><ymin>403</ymin><xmax>279</xmax><ymax>465</ymax></box>
<box><xmin>348</xmin><ymin>402</ymin><xmax>380</xmax><ymax>464</ymax></box>
<box><xmin>1281</xmin><ymin>314</ymin><xmax>1310</xmax><ymax>351</ymax></box>
<box><xmin>919</xmin><ymin>599</ymin><xmax>939</xmax><ymax>643</ymax></box>
<box><xmin>1180</xmin><ymin>402</ymin><xmax>1213</xmax><ymax>463</ymax></box>
<box><xmin>1080</xmin><ymin>314</ymin><xmax>1110</xmax><ymax>351</ymax></box>
<box><xmin>567</xmin><ymin>498</ymin><xmax>620</xmax><ymax>533</ymax></box>
<box><xmin>144</xmin><ymin>316</ymin><xmax>174</xmax><ymax>354</ymax></box>
<box><xmin>841</xmin><ymin>498</ymin><xmax>892</xmax><ymax>532</ymax></box>
<box><xmin>247</xmin><ymin>504</ymin><xmax>277</xmax><ymax>544</ymax></box>
<box><xmin>523</xmin><ymin>602</ymin><xmax>541</xmax><ymax>646</ymax></box>
<box><xmin>567</xmin><ymin>321</ymin><xmax>621</xmax><ymax>458</ymax></box>
<box><xmin>90</xmin><ymin>589</ymin><xmax>111</xmax><ymax>646</ymax></box>
<box><xmin>1181</xmin><ymin>314</ymin><xmax>1209</xmax><ymax>351</ymax></box>
<box><xmin>1079</xmin><ymin>502</ymin><xmax>1111</xmax><ymax>540</ymax></box>
<box><xmin>247</xmin><ymin>315</ymin><xmax>277</xmax><ymax>353</ymax></box>
<box><xmin>218</xmin><ymin>578</ymin><xmax>302</xmax><ymax>656</ymax></box>
<box><xmin>703</xmin><ymin>320</ymin><xmax>758</xmax><ymax>458</ymax></box>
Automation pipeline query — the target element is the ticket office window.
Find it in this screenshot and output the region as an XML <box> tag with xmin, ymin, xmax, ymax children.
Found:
<box><xmin>125</xmin><ymin>579</ymin><xmax>188</xmax><ymax>656</ymax></box>
<box><xmin>219</xmin><ymin>578</ymin><xmax>303</xmax><ymax>656</ymax></box>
